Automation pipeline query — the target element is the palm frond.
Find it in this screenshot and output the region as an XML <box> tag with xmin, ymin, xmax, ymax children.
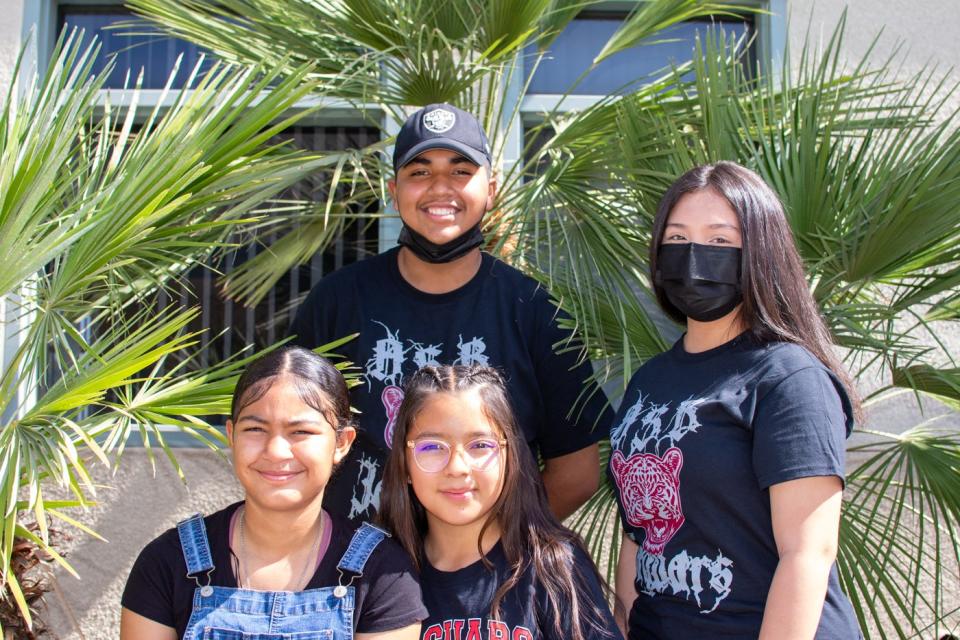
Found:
<box><xmin>0</xmin><ymin>30</ymin><xmax>109</xmax><ymax>299</ymax></box>
<box><xmin>125</xmin><ymin>0</ymin><xmax>382</xmax><ymax>100</ymax></box>
<box><xmin>892</xmin><ymin>365</ymin><xmax>960</xmax><ymax>412</ymax></box>
<box><xmin>839</xmin><ymin>425</ymin><xmax>960</xmax><ymax>638</ymax></box>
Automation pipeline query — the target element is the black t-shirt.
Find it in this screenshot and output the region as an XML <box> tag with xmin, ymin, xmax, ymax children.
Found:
<box><xmin>290</xmin><ymin>248</ymin><xmax>612</xmax><ymax>519</ymax></box>
<box><xmin>607</xmin><ymin>333</ymin><xmax>861</xmax><ymax>639</ymax></box>
<box><xmin>419</xmin><ymin>540</ymin><xmax>622</xmax><ymax>640</ymax></box>
<box><xmin>121</xmin><ymin>502</ymin><xmax>428</xmax><ymax>637</ymax></box>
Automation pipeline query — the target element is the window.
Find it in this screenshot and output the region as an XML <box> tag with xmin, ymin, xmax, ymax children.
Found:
<box><xmin>59</xmin><ymin>4</ymin><xmax>209</xmax><ymax>89</ymax></box>
<box><xmin>526</xmin><ymin>12</ymin><xmax>755</xmax><ymax>96</ymax></box>
<box><xmin>184</xmin><ymin>126</ymin><xmax>380</xmax><ymax>367</ymax></box>
<box><xmin>53</xmin><ymin>6</ymin><xmax>381</xmax><ymax>359</ymax></box>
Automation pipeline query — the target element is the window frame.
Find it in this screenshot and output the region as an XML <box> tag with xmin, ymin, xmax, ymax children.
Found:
<box><xmin>26</xmin><ymin>0</ymin><xmax>785</xmax><ymax>244</ymax></box>
<box><xmin>12</xmin><ymin>0</ymin><xmax>785</xmax><ymax>442</ymax></box>
<box><xmin>506</xmin><ymin>0</ymin><xmax>782</xmax><ymax>170</ymax></box>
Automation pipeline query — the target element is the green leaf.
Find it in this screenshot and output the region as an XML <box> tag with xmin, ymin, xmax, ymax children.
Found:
<box><xmin>840</xmin><ymin>425</ymin><xmax>960</xmax><ymax>637</ymax></box>
<box><xmin>892</xmin><ymin>365</ymin><xmax>960</xmax><ymax>412</ymax></box>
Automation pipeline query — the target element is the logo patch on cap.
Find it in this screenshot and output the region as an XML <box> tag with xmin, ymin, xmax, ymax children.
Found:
<box><xmin>423</xmin><ymin>108</ymin><xmax>456</xmax><ymax>133</ymax></box>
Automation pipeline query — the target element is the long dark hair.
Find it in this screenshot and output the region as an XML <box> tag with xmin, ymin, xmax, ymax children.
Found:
<box><xmin>649</xmin><ymin>161</ymin><xmax>861</xmax><ymax>420</ymax></box>
<box><xmin>378</xmin><ymin>365</ymin><xmax>613</xmax><ymax>640</ymax></box>
<box><xmin>230</xmin><ymin>346</ymin><xmax>355</xmax><ymax>434</ymax></box>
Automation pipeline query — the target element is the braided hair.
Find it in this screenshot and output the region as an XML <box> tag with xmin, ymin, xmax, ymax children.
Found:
<box><xmin>378</xmin><ymin>365</ymin><xmax>614</xmax><ymax>640</ymax></box>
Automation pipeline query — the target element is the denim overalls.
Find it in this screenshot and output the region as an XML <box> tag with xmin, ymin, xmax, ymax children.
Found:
<box><xmin>176</xmin><ymin>512</ymin><xmax>388</xmax><ymax>640</ymax></box>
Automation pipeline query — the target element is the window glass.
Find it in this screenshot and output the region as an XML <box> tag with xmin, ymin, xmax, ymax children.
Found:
<box><xmin>43</xmin><ymin>121</ymin><xmax>379</xmax><ymax>441</ymax></box>
<box><xmin>181</xmin><ymin>125</ymin><xmax>382</xmax><ymax>362</ymax></box>
<box><xmin>527</xmin><ymin>15</ymin><xmax>752</xmax><ymax>95</ymax></box>
<box><xmin>59</xmin><ymin>5</ymin><xmax>208</xmax><ymax>89</ymax></box>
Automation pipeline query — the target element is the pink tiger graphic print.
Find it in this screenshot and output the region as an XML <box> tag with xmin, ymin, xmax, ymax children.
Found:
<box><xmin>610</xmin><ymin>447</ymin><xmax>685</xmax><ymax>555</ymax></box>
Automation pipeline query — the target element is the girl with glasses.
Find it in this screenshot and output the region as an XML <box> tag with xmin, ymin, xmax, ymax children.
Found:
<box><xmin>120</xmin><ymin>346</ymin><xmax>427</xmax><ymax>639</ymax></box>
<box><xmin>379</xmin><ymin>365</ymin><xmax>621</xmax><ymax>640</ymax></box>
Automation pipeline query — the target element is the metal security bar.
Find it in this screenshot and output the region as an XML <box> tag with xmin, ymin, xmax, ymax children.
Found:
<box><xmin>174</xmin><ymin>125</ymin><xmax>381</xmax><ymax>366</ymax></box>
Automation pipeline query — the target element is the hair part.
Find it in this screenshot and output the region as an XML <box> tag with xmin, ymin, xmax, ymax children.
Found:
<box><xmin>649</xmin><ymin>161</ymin><xmax>862</xmax><ymax>421</ymax></box>
<box><xmin>230</xmin><ymin>346</ymin><xmax>355</xmax><ymax>434</ymax></box>
<box><xmin>378</xmin><ymin>365</ymin><xmax>614</xmax><ymax>640</ymax></box>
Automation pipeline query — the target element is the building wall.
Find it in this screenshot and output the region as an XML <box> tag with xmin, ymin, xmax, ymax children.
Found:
<box><xmin>788</xmin><ymin>0</ymin><xmax>960</xmax><ymax>69</ymax></box>
<box><xmin>788</xmin><ymin>0</ymin><xmax>960</xmax><ymax>115</ymax></box>
<box><xmin>0</xmin><ymin>1</ymin><xmax>24</xmax><ymax>95</ymax></box>
<box><xmin>0</xmin><ymin>1</ymin><xmax>956</xmax><ymax>637</ymax></box>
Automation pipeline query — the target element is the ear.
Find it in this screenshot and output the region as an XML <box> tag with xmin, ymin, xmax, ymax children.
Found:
<box><xmin>610</xmin><ymin>450</ymin><xmax>626</xmax><ymax>475</ymax></box>
<box><xmin>484</xmin><ymin>172</ymin><xmax>497</xmax><ymax>212</ymax></box>
<box><xmin>387</xmin><ymin>178</ymin><xmax>398</xmax><ymax>205</ymax></box>
<box><xmin>662</xmin><ymin>447</ymin><xmax>684</xmax><ymax>478</ymax></box>
<box><xmin>333</xmin><ymin>426</ymin><xmax>356</xmax><ymax>463</ymax></box>
<box><xmin>226</xmin><ymin>419</ymin><xmax>235</xmax><ymax>446</ymax></box>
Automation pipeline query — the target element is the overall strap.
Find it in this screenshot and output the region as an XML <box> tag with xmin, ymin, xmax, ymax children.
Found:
<box><xmin>336</xmin><ymin>523</ymin><xmax>389</xmax><ymax>585</ymax></box>
<box><xmin>177</xmin><ymin>513</ymin><xmax>215</xmax><ymax>594</ymax></box>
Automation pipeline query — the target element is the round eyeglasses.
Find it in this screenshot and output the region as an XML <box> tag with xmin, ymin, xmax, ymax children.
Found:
<box><xmin>406</xmin><ymin>437</ymin><xmax>506</xmax><ymax>473</ymax></box>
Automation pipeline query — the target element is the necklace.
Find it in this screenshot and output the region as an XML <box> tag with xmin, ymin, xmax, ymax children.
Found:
<box><xmin>237</xmin><ymin>506</ymin><xmax>323</xmax><ymax>591</ymax></box>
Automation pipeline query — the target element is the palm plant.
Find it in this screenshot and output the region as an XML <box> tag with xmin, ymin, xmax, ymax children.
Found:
<box><xmin>106</xmin><ymin>0</ymin><xmax>960</xmax><ymax>636</ymax></box>
<box><xmin>0</xmin><ymin>29</ymin><xmax>358</xmax><ymax>633</ymax></box>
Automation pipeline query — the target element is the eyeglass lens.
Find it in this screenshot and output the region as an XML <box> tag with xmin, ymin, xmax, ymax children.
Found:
<box><xmin>412</xmin><ymin>438</ymin><xmax>501</xmax><ymax>472</ymax></box>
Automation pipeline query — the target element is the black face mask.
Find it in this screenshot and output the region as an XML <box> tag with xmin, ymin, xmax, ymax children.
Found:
<box><xmin>397</xmin><ymin>223</ymin><xmax>484</xmax><ymax>264</ymax></box>
<box><xmin>656</xmin><ymin>243</ymin><xmax>743</xmax><ymax>322</ymax></box>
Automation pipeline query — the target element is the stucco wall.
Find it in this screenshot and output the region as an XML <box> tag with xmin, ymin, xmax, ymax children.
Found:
<box><xmin>788</xmin><ymin>0</ymin><xmax>960</xmax><ymax>69</ymax></box>
<box><xmin>0</xmin><ymin>1</ymin><xmax>24</xmax><ymax>95</ymax></box>
<box><xmin>787</xmin><ymin>0</ymin><xmax>960</xmax><ymax>115</ymax></box>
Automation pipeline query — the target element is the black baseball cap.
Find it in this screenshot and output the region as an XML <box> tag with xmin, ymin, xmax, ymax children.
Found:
<box><xmin>393</xmin><ymin>103</ymin><xmax>492</xmax><ymax>171</ymax></box>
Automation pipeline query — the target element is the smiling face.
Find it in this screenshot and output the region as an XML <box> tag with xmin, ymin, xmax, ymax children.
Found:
<box><xmin>226</xmin><ymin>376</ymin><xmax>355</xmax><ymax>514</ymax></box>
<box><xmin>406</xmin><ymin>389</ymin><xmax>505</xmax><ymax>532</ymax></box>
<box><xmin>661</xmin><ymin>188</ymin><xmax>742</xmax><ymax>248</ymax></box>
<box><xmin>388</xmin><ymin>148</ymin><xmax>496</xmax><ymax>246</ymax></box>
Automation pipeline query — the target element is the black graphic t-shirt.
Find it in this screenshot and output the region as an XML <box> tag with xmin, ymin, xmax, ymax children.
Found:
<box><xmin>607</xmin><ymin>333</ymin><xmax>861</xmax><ymax>639</ymax></box>
<box><xmin>290</xmin><ymin>248</ymin><xmax>612</xmax><ymax>519</ymax></box>
<box><xmin>419</xmin><ymin>540</ymin><xmax>621</xmax><ymax>640</ymax></box>
<box><xmin>121</xmin><ymin>502</ymin><xmax>428</xmax><ymax>637</ymax></box>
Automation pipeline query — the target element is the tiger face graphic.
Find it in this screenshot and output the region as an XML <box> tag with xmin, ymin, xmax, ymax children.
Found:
<box><xmin>610</xmin><ymin>447</ymin><xmax>685</xmax><ymax>555</ymax></box>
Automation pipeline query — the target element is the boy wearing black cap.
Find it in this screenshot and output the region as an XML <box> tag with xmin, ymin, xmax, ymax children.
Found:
<box><xmin>290</xmin><ymin>104</ymin><xmax>611</xmax><ymax>521</ymax></box>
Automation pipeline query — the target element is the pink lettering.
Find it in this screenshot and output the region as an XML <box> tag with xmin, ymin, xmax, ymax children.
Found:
<box><xmin>488</xmin><ymin>620</ymin><xmax>509</xmax><ymax>640</ymax></box>
<box><xmin>382</xmin><ymin>385</ymin><xmax>404</xmax><ymax>447</ymax></box>
<box><xmin>422</xmin><ymin>624</ymin><xmax>443</xmax><ymax>640</ymax></box>
<box><xmin>465</xmin><ymin>619</ymin><xmax>483</xmax><ymax>640</ymax></box>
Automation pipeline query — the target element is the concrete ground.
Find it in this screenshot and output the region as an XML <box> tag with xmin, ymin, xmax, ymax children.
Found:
<box><xmin>37</xmin><ymin>450</ymin><xmax>242</xmax><ymax>639</ymax></box>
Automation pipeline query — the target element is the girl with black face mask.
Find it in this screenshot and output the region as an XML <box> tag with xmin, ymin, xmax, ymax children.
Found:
<box><xmin>608</xmin><ymin>162</ymin><xmax>863</xmax><ymax>640</ymax></box>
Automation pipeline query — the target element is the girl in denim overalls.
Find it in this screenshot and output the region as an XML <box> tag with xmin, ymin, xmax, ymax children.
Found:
<box><xmin>121</xmin><ymin>347</ymin><xmax>427</xmax><ymax>639</ymax></box>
